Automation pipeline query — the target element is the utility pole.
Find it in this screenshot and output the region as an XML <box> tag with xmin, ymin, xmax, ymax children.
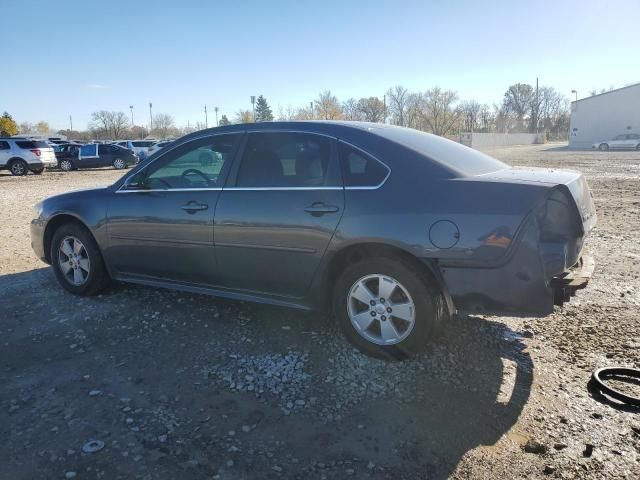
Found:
<box><xmin>383</xmin><ymin>94</ymin><xmax>386</xmax><ymax>123</ymax></box>
<box><xmin>214</xmin><ymin>107</ymin><xmax>219</xmax><ymax>126</ymax></box>
<box><xmin>129</xmin><ymin>105</ymin><xmax>134</xmax><ymax>126</ymax></box>
<box><xmin>535</xmin><ymin>77</ymin><xmax>539</xmax><ymax>134</ymax></box>
<box><xmin>204</xmin><ymin>105</ymin><xmax>208</xmax><ymax>128</ymax></box>
<box><xmin>250</xmin><ymin>96</ymin><xmax>256</xmax><ymax>122</ymax></box>
<box><xmin>149</xmin><ymin>102</ymin><xmax>153</xmax><ymax>131</ymax></box>
<box><xmin>310</xmin><ymin>101</ymin><xmax>313</xmax><ymax>117</ymax></box>
<box><xmin>69</xmin><ymin>115</ymin><xmax>73</xmax><ymax>131</ymax></box>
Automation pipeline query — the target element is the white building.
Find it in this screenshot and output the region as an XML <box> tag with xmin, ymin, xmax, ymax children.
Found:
<box><xmin>569</xmin><ymin>82</ymin><xmax>640</xmax><ymax>148</ymax></box>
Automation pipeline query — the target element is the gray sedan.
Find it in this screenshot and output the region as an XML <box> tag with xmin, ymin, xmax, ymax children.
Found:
<box><xmin>31</xmin><ymin>122</ymin><xmax>596</xmax><ymax>358</ymax></box>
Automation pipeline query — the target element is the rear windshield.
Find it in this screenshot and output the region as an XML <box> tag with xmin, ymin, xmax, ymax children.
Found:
<box><xmin>132</xmin><ymin>141</ymin><xmax>154</xmax><ymax>147</ymax></box>
<box><xmin>372</xmin><ymin>126</ymin><xmax>507</xmax><ymax>176</ymax></box>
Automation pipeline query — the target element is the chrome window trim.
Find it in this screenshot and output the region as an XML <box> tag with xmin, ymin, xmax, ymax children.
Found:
<box><xmin>224</xmin><ymin>186</ymin><xmax>343</xmax><ymax>191</ymax></box>
<box><xmin>116</xmin><ymin>187</ymin><xmax>223</xmax><ymax>193</ymax></box>
<box><xmin>338</xmin><ymin>140</ymin><xmax>391</xmax><ymax>190</ymax></box>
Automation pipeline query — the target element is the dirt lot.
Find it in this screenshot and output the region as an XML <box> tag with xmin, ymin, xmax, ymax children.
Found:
<box><xmin>1</xmin><ymin>144</ymin><xmax>638</xmax><ymax>479</ymax></box>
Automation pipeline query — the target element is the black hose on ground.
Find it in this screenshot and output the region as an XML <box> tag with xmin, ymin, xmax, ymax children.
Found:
<box><xmin>589</xmin><ymin>367</ymin><xmax>640</xmax><ymax>409</ymax></box>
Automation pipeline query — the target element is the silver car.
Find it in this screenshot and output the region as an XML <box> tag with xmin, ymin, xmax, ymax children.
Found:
<box><xmin>0</xmin><ymin>137</ymin><xmax>57</xmax><ymax>175</ymax></box>
<box><xmin>592</xmin><ymin>133</ymin><xmax>640</xmax><ymax>151</ymax></box>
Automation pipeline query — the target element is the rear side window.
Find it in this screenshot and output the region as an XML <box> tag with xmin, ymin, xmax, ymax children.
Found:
<box><xmin>35</xmin><ymin>141</ymin><xmax>50</xmax><ymax>148</ymax></box>
<box><xmin>338</xmin><ymin>142</ymin><xmax>389</xmax><ymax>187</ymax></box>
<box><xmin>16</xmin><ymin>140</ymin><xmax>37</xmax><ymax>149</ymax></box>
<box><xmin>237</xmin><ymin>132</ymin><xmax>337</xmax><ymax>188</ymax></box>
<box><xmin>0</xmin><ymin>141</ymin><xmax>9</xmax><ymax>150</ymax></box>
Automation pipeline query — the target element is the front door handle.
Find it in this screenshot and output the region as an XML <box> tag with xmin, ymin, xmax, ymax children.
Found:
<box><xmin>304</xmin><ymin>202</ymin><xmax>339</xmax><ymax>216</ymax></box>
<box><xmin>181</xmin><ymin>202</ymin><xmax>208</xmax><ymax>213</ymax></box>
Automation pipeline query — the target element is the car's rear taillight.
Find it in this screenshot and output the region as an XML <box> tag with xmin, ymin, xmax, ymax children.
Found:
<box><xmin>31</xmin><ymin>149</ymin><xmax>41</xmax><ymax>157</ymax></box>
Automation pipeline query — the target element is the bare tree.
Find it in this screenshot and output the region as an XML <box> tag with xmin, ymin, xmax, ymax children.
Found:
<box><xmin>111</xmin><ymin>112</ymin><xmax>129</xmax><ymax>139</ymax></box>
<box><xmin>459</xmin><ymin>100</ymin><xmax>482</xmax><ymax>132</ymax></box>
<box><xmin>89</xmin><ymin>110</ymin><xmax>130</xmax><ymax>139</ymax></box>
<box><xmin>405</xmin><ymin>93</ymin><xmax>423</xmax><ymax>130</ymax></box>
<box><xmin>357</xmin><ymin>97</ymin><xmax>386</xmax><ymax>123</ymax></box>
<box><xmin>314</xmin><ymin>90</ymin><xmax>342</xmax><ymax>120</ymax></box>
<box><xmin>277</xmin><ymin>105</ymin><xmax>298</xmax><ymax>121</ymax></box>
<box><xmin>386</xmin><ymin>85</ymin><xmax>410</xmax><ymax>126</ymax></box>
<box><xmin>150</xmin><ymin>113</ymin><xmax>175</xmax><ymax>138</ymax></box>
<box><xmin>341</xmin><ymin>98</ymin><xmax>361</xmax><ymax>121</ymax></box>
<box><xmin>420</xmin><ymin>87</ymin><xmax>461</xmax><ymax>136</ymax></box>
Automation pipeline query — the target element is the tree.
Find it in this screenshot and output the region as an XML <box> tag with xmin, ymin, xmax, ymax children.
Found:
<box><xmin>254</xmin><ymin>95</ymin><xmax>274</xmax><ymax>122</ymax></box>
<box><xmin>219</xmin><ymin>114</ymin><xmax>231</xmax><ymax>126</ymax></box>
<box><xmin>459</xmin><ymin>100</ymin><xmax>482</xmax><ymax>132</ymax></box>
<box><xmin>420</xmin><ymin>87</ymin><xmax>461</xmax><ymax>136</ymax></box>
<box><xmin>36</xmin><ymin>121</ymin><xmax>50</xmax><ymax>135</ymax></box>
<box><xmin>386</xmin><ymin>85</ymin><xmax>410</xmax><ymax>126</ymax></box>
<box><xmin>235</xmin><ymin>110</ymin><xmax>253</xmax><ymax>123</ymax></box>
<box><xmin>314</xmin><ymin>90</ymin><xmax>342</xmax><ymax>120</ymax></box>
<box><xmin>501</xmin><ymin>83</ymin><xmax>534</xmax><ymax>132</ymax></box>
<box><xmin>357</xmin><ymin>97</ymin><xmax>386</xmax><ymax>123</ymax></box>
<box><xmin>341</xmin><ymin>98</ymin><xmax>361</xmax><ymax>121</ymax></box>
<box><xmin>130</xmin><ymin>125</ymin><xmax>149</xmax><ymax>139</ymax></box>
<box><xmin>18</xmin><ymin>121</ymin><xmax>34</xmax><ymax>135</ymax></box>
<box><xmin>0</xmin><ymin>112</ymin><xmax>18</xmax><ymax>136</ymax></box>
<box><xmin>151</xmin><ymin>113</ymin><xmax>176</xmax><ymax>138</ymax></box>
<box><xmin>89</xmin><ymin>110</ymin><xmax>130</xmax><ymax>139</ymax></box>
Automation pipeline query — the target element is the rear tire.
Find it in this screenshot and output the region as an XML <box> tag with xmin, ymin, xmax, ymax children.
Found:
<box><xmin>51</xmin><ymin>223</ymin><xmax>110</xmax><ymax>296</ymax></box>
<box><xmin>333</xmin><ymin>257</ymin><xmax>444</xmax><ymax>359</ymax></box>
<box><xmin>59</xmin><ymin>159</ymin><xmax>74</xmax><ymax>171</ymax></box>
<box><xmin>598</xmin><ymin>143</ymin><xmax>609</xmax><ymax>151</ymax></box>
<box><xmin>9</xmin><ymin>159</ymin><xmax>28</xmax><ymax>176</ymax></box>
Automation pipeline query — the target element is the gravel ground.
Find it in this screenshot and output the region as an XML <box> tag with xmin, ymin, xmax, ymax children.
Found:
<box><xmin>0</xmin><ymin>144</ymin><xmax>638</xmax><ymax>479</ymax></box>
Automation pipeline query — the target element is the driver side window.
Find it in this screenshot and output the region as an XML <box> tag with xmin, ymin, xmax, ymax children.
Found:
<box><xmin>144</xmin><ymin>134</ymin><xmax>240</xmax><ymax>189</ymax></box>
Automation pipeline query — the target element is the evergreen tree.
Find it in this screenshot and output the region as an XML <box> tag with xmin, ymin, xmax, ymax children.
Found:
<box><xmin>0</xmin><ymin>112</ymin><xmax>18</xmax><ymax>136</ymax></box>
<box><xmin>254</xmin><ymin>95</ymin><xmax>274</xmax><ymax>122</ymax></box>
<box><xmin>219</xmin><ymin>114</ymin><xmax>231</xmax><ymax>126</ymax></box>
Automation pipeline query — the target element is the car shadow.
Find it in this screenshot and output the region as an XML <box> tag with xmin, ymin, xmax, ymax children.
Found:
<box><xmin>1</xmin><ymin>267</ymin><xmax>533</xmax><ymax>479</ymax></box>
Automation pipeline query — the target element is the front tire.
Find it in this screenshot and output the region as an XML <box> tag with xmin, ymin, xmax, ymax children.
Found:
<box><xmin>51</xmin><ymin>223</ymin><xmax>110</xmax><ymax>296</ymax></box>
<box><xmin>113</xmin><ymin>158</ymin><xmax>126</xmax><ymax>169</ymax></box>
<box><xmin>9</xmin><ymin>159</ymin><xmax>28</xmax><ymax>176</ymax></box>
<box><xmin>333</xmin><ymin>257</ymin><xmax>444</xmax><ymax>359</ymax></box>
<box><xmin>598</xmin><ymin>143</ymin><xmax>609</xmax><ymax>151</ymax></box>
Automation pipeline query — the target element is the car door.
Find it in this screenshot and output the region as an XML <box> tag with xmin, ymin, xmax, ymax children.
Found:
<box><xmin>0</xmin><ymin>140</ymin><xmax>10</xmax><ymax>167</ymax></box>
<box><xmin>610</xmin><ymin>134</ymin><xmax>626</xmax><ymax>149</ymax></box>
<box><xmin>105</xmin><ymin>133</ymin><xmax>241</xmax><ymax>285</ymax></box>
<box><xmin>214</xmin><ymin>131</ymin><xmax>344</xmax><ymax>298</ymax></box>
<box><xmin>96</xmin><ymin>144</ymin><xmax>114</xmax><ymax>167</ymax></box>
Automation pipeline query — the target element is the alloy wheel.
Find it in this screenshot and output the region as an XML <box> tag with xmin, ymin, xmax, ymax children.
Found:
<box><xmin>60</xmin><ymin>160</ymin><xmax>73</xmax><ymax>171</ymax></box>
<box><xmin>113</xmin><ymin>158</ymin><xmax>126</xmax><ymax>169</ymax></box>
<box><xmin>58</xmin><ymin>236</ymin><xmax>90</xmax><ymax>286</ymax></box>
<box><xmin>10</xmin><ymin>161</ymin><xmax>26</xmax><ymax>176</ymax></box>
<box><xmin>347</xmin><ymin>274</ymin><xmax>416</xmax><ymax>346</ymax></box>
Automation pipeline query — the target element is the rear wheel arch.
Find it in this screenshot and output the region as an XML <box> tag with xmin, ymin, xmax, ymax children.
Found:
<box><xmin>323</xmin><ymin>242</ymin><xmax>453</xmax><ymax>316</ymax></box>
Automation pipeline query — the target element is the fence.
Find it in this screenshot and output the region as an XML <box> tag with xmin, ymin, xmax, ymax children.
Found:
<box><xmin>459</xmin><ymin>132</ymin><xmax>545</xmax><ymax>148</ymax></box>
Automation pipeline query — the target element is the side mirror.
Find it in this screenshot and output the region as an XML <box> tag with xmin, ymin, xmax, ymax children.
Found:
<box><xmin>123</xmin><ymin>173</ymin><xmax>148</xmax><ymax>190</ymax></box>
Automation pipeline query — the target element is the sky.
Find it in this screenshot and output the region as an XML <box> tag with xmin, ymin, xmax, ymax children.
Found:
<box><xmin>2</xmin><ymin>0</ymin><xmax>639</xmax><ymax>131</ymax></box>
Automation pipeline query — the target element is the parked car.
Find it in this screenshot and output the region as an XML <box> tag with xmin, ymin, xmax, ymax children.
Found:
<box><xmin>0</xmin><ymin>137</ymin><xmax>57</xmax><ymax>175</ymax></box>
<box><xmin>114</xmin><ymin>140</ymin><xmax>156</xmax><ymax>160</ymax></box>
<box><xmin>146</xmin><ymin>140</ymin><xmax>173</xmax><ymax>156</ymax></box>
<box><xmin>592</xmin><ymin>133</ymin><xmax>640</xmax><ymax>151</ymax></box>
<box><xmin>31</xmin><ymin>122</ymin><xmax>596</xmax><ymax>358</ymax></box>
<box><xmin>56</xmin><ymin>143</ymin><xmax>138</xmax><ymax>171</ymax></box>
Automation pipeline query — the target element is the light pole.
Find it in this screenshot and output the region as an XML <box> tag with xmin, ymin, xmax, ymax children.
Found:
<box><xmin>69</xmin><ymin>115</ymin><xmax>73</xmax><ymax>131</ymax></box>
<box><xmin>310</xmin><ymin>101</ymin><xmax>313</xmax><ymax>118</ymax></box>
<box><xmin>250</xmin><ymin>96</ymin><xmax>256</xmax><ymax>122</ymax></box>
<box><xmin>571</xmin><ymin>90</ymin><xmax>578</xmax><ymax>102</ymax></box>
<box><xmin>148</xmin><ymin>102</ymin><xmax>153</xmax><ymax>132</ymax></box>
<box><xmin>129</xmin><ymin>105</ymin><xmax>134</xmax><ymax>126</ymax></box>
<box><xmin>214</xmin><ymin>107</ymin><xmax>219</xmax><ymax>126</ymax></box>
<box><xmin>204</xmin><ymin>105</ymin><xmax>208</xmax><ymax>128</ymax></box>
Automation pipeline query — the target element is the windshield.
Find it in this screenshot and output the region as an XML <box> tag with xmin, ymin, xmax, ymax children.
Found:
<box><xmin>372</xmin><ymin>125</ymin><xmax>507</xmax><ymax>176</ymax></box>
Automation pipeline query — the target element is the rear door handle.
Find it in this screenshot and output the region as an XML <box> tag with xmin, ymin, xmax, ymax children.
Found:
<box><xmin>181</xmin><ymin>202</ymin><xmax>208</xmax><ymax>213</ymax></box>
<box><xmin>304</xmin><ymin>202</ymin><xmax>339</xmax><ymax>216</ymax></box>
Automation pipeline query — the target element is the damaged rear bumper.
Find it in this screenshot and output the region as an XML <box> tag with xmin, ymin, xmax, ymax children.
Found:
<box><xmin>550</xmin><ymin>255</ymin><xmax>595</xmax><ymax>306</ymax></box>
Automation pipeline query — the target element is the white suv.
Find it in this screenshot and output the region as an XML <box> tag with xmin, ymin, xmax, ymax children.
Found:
<box><xmin>0</xmin><ymin>138</ymin><xmax>57</xmax><ymax>175</ymax></box>
<box><xmin>114</xmin><ymin>140</ymin><xmax>156</xmax><ymax>160</ymax></box>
